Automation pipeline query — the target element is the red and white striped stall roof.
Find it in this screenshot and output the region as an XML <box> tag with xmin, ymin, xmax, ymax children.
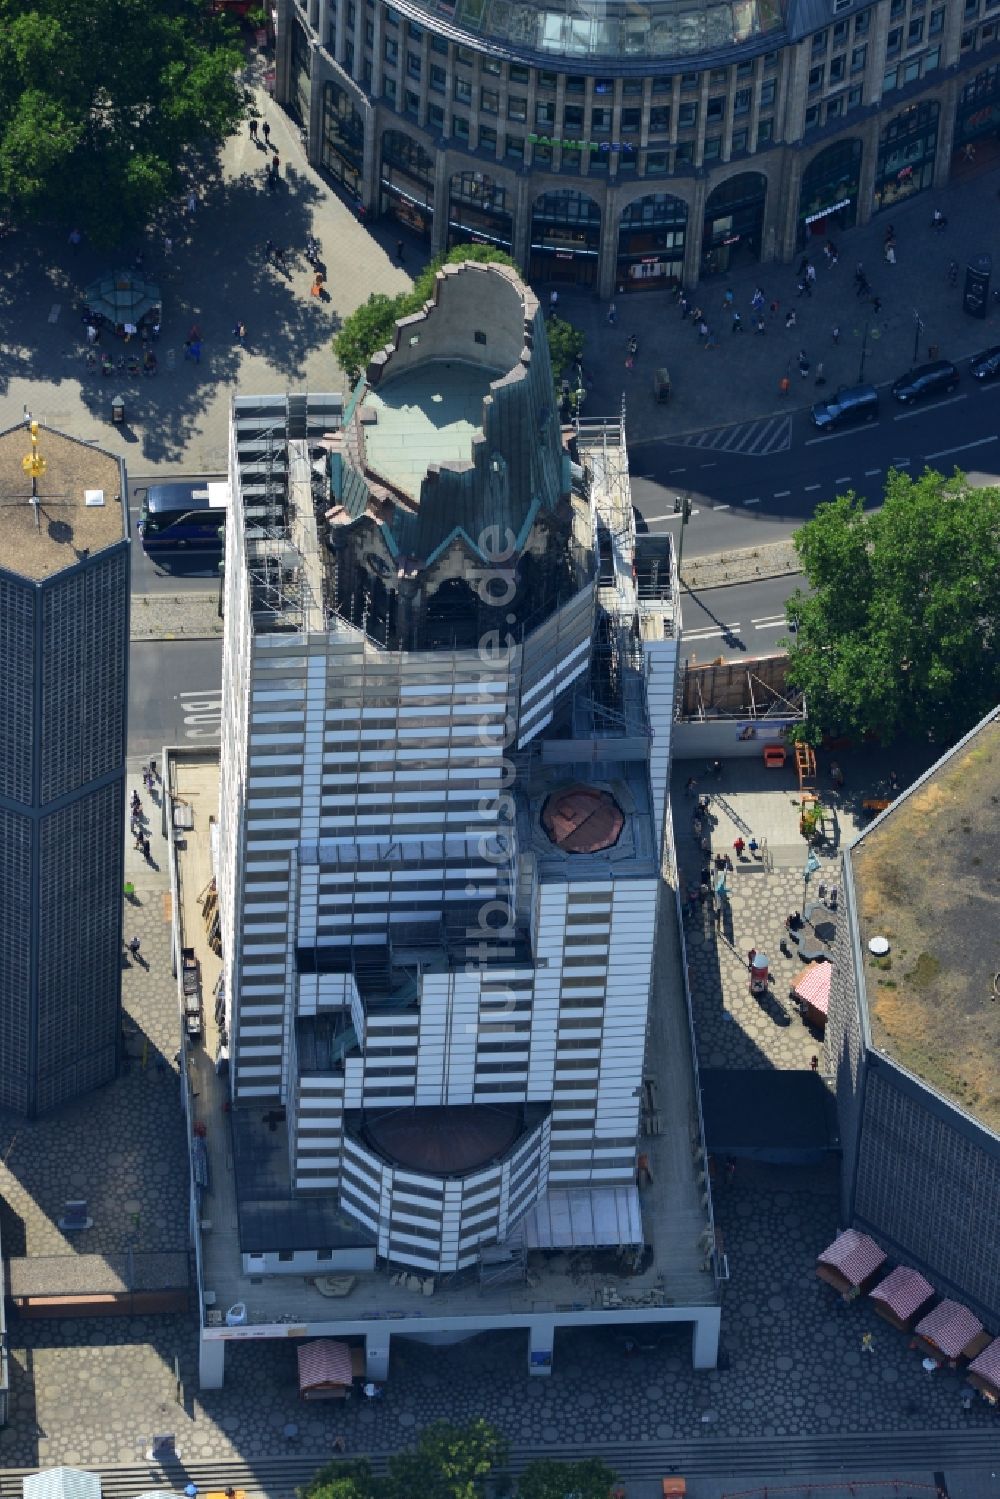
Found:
<box><xmin>817</xmin><ymin>1229</ymin><xmax>886</xmax><ymax>1286</ymax></box>
<box><xmin>969</xmin><ymin>1337</ymin><xmax>1000</xmax><ymax>1387</ymax></box>
<box><xmin>915</xmin><ymin>1299</ymin><xmax>984</xmax><ymax>1358</ymax></box>
<box><xmin>297</xmin><ymin>1338</ymin><xmax>354</xmax><ymax>1392</ymax></box>
<box><xmin>792</xmin><ymin>961</ymin><xmax>832</xmax><ymax>1017</ymax></box>
<box><xmin>870</xmin><ymin>1265</ymin><xmax>935</xmax><ymax>1320</ymax></box>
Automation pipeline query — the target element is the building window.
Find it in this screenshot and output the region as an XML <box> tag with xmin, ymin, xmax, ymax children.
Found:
<box><xmin>830</xmin><ymin>54</ymin><xmax>846</xmax><ymax>82</ymax></box>
<box><xmin>649</xmin><ymin>104</ymin><xmax>671</xmax><ymax>133</ymax></box>
<box><xmin>621</xmin><ymin>107</ymin><xmax>641</xmax><ymax>132</ymax></box>
<box><xmin>479</xmin><ymin>124</ymin><xmax>497</xmax><ymax>151</ymax></box>
<box><xmin>756</xmin><ymin>118</ymin><xmax>773</xmax><ymax>145</ymax></box>
<box><xmin>734</xmin><ymin>86</ymin><xmax>752</xmax><ymax>114</ymax></box>
<box><xmin>852</xmin><ymin>44</ymin><xmax>867</xmax><ymax>70</ymax></box>
<box><xmin>652</xmin><ymin>75</ymin><xmax>671</xmax><ymax>92</ymax></box>
<box><xmin>680</xmin><ymin>72</ymin><xmax>699</xmax><ymax>89</ymax></box>
<box><xmin>833</xmin><ymin>19</ymin><xmax>849</xmax><ymax>41</ymax></box>
<box><xmin>678</xmin><ymin>101</ymin><xmax>697</xmax><ymax>127</ymax></box>
<box><xmin>316</xmin><ymin>1249</ymin><xmax>333</xmax><ymax>1261</ymax></box>
<box><xmin>732</xmin><ymin>127</ymin><xmax>749</xmax><ymax>153</ymax></box>
<box><xmin>384</xmin><ymin>76</ymin><xmax>396</xmax><ymax>100</ymax></box>
<box><xmin>453</xmin><ymin>113</ymin><xmax>470</xmax><ymax>138</ymax></box>
<box><xmin>365</xmin><ymin>20</ymin><xmax>374</xmax><ymax>43</ymax></box>
<box><xmin>812</xmin><ymin>28</ymin><xmax>828</xmax><ymax>54</ymax></box>
<box><xmin>505</xmin><ymin>133</ymin><xmax>524</xmax><ymax>159</ymax></box>
<box><xmin>908</xmin><ymin>17</ymin><xmax>925</xmax><ymax>43</ymax></box>
<box><xmin>624</xmin><ymin>78</ymin><xmax>644</xmax><ymax>94</ymax></box>
<box><xmin>539</xmin><ymin>69</ymin><xmax>557</xmax><ymax>87</ymax></box>
<box><xmin>508</xmin><ymin>95</ymin><xmax>527</xmax><ymax>121</ymax></box>
<box><xmin>826</xmin><ymin>95</ymin><xmax>844</xmax><ymax>118</ymax></box>
<box><xmin>703</xmin><ymin>134</ymin><xmax>722</xmax><ymax>160</ymax></box>
<box><xmin>278</xmin><ymin>1249</ymin><xmax>295</xmax><ymax>1262</ymax></box>
<box><xmin>482</xmin><ymin>56</ymin><xmax>501</xmax><ymax>74</ymax></box>
<box><xmin>565</xmin><ymin>104</ymin><xmax>584</xmax><ymax>130</ymax></box>
<box><xmin>456</xmin><ymin>45</ymin><xmax>473</xmax><ymax>63</ymax></box>
<box><xmin>383</xmin><ymin>36</ymin><xmax>397</xmax><ymax>63</ymax></box>
<box><xmin>566</xmin><ymin>75</ymin><xmax>585</xmax><ymax>94</ymax></box>
<box><xmin>763</xmin><ymin>48</ymin><xmax>780</xmax><ymax>66</ymax></box>
<box><xmin>594</xmin><ymin>77</ymin><xmax>614</xmax><ymax>94</ymax></box>
<box><xmin>455</xmin><ymin>77</ymin><xmax>471</xmax><ymax>104</ymax></box>
<box><xmin>406</xmin><ymin>50</ymin><xmax>421</xmax><ymax>77</ymax></box>
<box><xmin>645</xmin><ymin>149</ymin><xmax>669</xmax><ymax>172</ymax></box>
<box><xmin>431</xmin><ymin>34</ymin><xmax>448</xmax><ymax>52</ymax></box>
<box><xmin>481</xmin><ymin>88</ymin><xmax>498</xmax><ymax>113</ymax></box>
<box><xmin>883</xmin><ymin>65</ymin><xmax>899</xmax><ymax>90</ymax></box>
<box><xmin>430</xmin><ymin>63</ymin><xmax>446</xmax><ymax>92</ymax></box>
<box><xmin>533</xmin><ymin>140</ymin><xmax>552</xmax><ymax>164</ymax></box>
<box><xmin>924</xmin><ymin>45</ymin><xmax>940</xmax><ymax>68</ymax></box>
<box><xmin>805</xmin><ymin>104</ymin><xmax>820</xmax><ymax>127</ymax></box>
<box><xmin>385</xmin><ymin>4</ymin><xmax>398</xmax><ymax>21</ymax></box>
<box><xmin>407</xmin><ymin>19</ymin><xmax>422</xmax><ymax>37</ymax></box>
<box><xmin>809</xmin><ymin>64</ymin><xmax>825</xmax><ymax>91</ymax></box>
<box><xmin>592</xmin><ymin>106</ymin><xmax>612</xmax><ymax>133</ymax></box>
<box><xmin>675</xmin><ymin>140</ymin><xmax>694</xmax><ymax>164</ymax></box>
<box><xmin>405</xmin><ymin>88</ymin><xmax>419</xmax><ymax>114</ymax></box>
<box><xmin>710</xmin><ymin>67</ymin><xmax>728</xmax><ymax>84</ymax></box>
<box><xmin>760</xmin><ymin>79</ymin><xmax>776</xmax><ymax>106</ymax></box>
<box><xmin>474</xmin><ymin>330</ymin><xmax>487</xmax><ymax>344</ymax></box>
<box><xmin>737</xmin><ymin>59</ymin><xmax>754</xmax><ymax>77</ymax></box>
<box><xmin>886</xmin><ymin>26</ymin><xmax>902</xmax><ymax>54</ymax></box>
<box><xmin>848</xmin><ymin>86</ymin><xmax>862</xmax><ymax>107</ymax></box>
<box><xmin>428</xmin><ymin>102</ymin><xmax>444</xmax><ymax>128</ymax></box>
<box><xmin>510</xmin><ymin>63</ymin><xmax>529</xmax><ymax>82</ymax></box>
<box><xmin>536</xmin><ymin>100</ymin><xmax>555</xmax><ymax>126</ymax></box>
<box><xmin>707</xmin><ymin>95</ymin><xmax>726</xmax><ymax>120</ymax></box>
<box><xmin>929</xmin><ymin>5</ymin><xmax>944</xmax><ymax>29</ymax></box>
<box><xmin>961</xmin><ymin>28</ymin><xmax>976</xmax><ymax>45</ymax></box>
<box><xmin>890</xmin><ymin>0</ymin><xmax>905</xmax><ymax>15</ymax></box>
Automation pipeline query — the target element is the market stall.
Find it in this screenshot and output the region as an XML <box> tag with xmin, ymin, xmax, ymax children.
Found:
<box><xmin>297</xmin><ymin>1338</ymin><xmax>363</xmax><ymax>1399</ymax></box>
<box><xmin>83</xmin><ymin>271</ymin><xmax>161</xmax><ymax>340</ymax></box>
<box><xmin>869</xmin><ymin>1264</ymin><xmax>936</xmax><ymax>1331</ymax></box>
<box><xmin>791</xmin><ymin>960</ymin><xmax>832</xmax><ymax>1029</ymax></box>
<box><xmin>815</xmin><ymin>1228</ymin><xmax>886</xmax><ymax>1299</ymax></box>
<box><xmin>967</xmin><ymin>1337</ymin><xmax>1000</xmax><ymax>1407</ymax></box>
<box><xmin>913</xmin><ymin>1299</ymin><xmax>991</xmax><ymax>1366</ymax></box>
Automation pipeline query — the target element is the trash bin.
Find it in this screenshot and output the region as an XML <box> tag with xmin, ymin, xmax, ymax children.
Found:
<box><xmin>111</xmin><ymin>393</ymin><xmax>125</xmax><ymax>424</ymax></box>
<box><xmin>964</xmin><ymin>253</ymin><xmax>992</xmax><ymax>318</ymax></box>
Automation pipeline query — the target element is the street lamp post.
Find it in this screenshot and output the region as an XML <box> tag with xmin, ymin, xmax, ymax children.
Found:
<box><xmin>670</xmin><ymin>494</ymin><xmax>693</xmax><ymax>577</ymax></box>
<box><xmin>857</xmin><ymin>319</ymin><xmax>870</xmax><ymax>384</ymax></box>
<box><xmin>912</xmin><ymin>308</ymin><xmax>924</xmax><ymax>368</ymax></box>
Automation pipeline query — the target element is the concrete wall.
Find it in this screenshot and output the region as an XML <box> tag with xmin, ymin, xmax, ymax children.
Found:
<box><xmin>372</xmin><ymin>263</ymin><xmax>528</xmax><ymax>384</ymax></box>
<box><xmin>673</xmin><ymin>722</ymin><xmax>792</xmax><ymax>760</ymax></box>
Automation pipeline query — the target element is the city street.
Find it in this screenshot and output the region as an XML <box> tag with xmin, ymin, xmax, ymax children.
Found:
<box><xmin>129</xmin><ymin>639</ymin><xmax>222</xmax><ymax>756</ymax></box>
<box><xmin>680</xmin><ymin>575</ymin><xmax>800</xmax><ymax>661</ymax></box>
<box><xmin>631</xmin><ymin>378</ymin><xmax>1000</xmax><ymax>559</ymax></box>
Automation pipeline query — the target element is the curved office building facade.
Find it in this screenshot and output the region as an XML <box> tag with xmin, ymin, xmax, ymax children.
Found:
<box><xmin>278</xmin><ymin>0</ymin><xmax>1000</xmax><ymax>293</ymax></box>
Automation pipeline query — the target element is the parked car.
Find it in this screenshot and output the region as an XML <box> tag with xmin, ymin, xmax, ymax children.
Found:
<box><xmin>968</xmin><ymin>345</ymin><xmax>1000</xmax><ymax>381</ymax></box>
<box><xmin>890</xmin><ymin>359</ymin><xmax>959</xmax><ymax>404</ymax></box>
<box><xmin>810</xmin><ymin>383</ymin><xmax>879</xmax><ymax>431</ymax></box>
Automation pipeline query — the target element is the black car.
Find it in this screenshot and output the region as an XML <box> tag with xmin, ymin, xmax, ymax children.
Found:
<box><xmin>810</xmin><ymin>383</ymin><xmax>880</xmax><ymax>431</ymax></box>
<box><xmin>890</xmin><ymin>359</ymin><xmax>960</xmax><ymax>404</ymax></box>
<box><xmin>969</xmin><ymin>345</ymin><xmax>1000</xmax><ymax>381</ymax></box>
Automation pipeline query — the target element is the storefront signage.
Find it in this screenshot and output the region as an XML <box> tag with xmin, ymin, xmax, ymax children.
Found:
<box><xmin>804</xmin><ymin>196</ymin><xmax>851</xmax><ymax>226</ymax></box>
<box><xmin>528</xmin><ymin>134</ymin><xmax>636</xmax><ymax>154</ymax></box>
<box><xmin>721</xmin><ymin>234</ymin><xmax>741</xmax><ymax>246</ymax></box>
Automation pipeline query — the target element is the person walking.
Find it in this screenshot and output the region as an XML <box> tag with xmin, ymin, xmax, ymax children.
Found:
<box><xmin>733</xmin><ymin>836</ymin><xmax>746</xmax><ymax>859</ymax></box>
<box><xmin>779</xmin><ymin>374</ymin><xmax>791</xmax><ymax>397</ymax></box>
<box><xmin>685</xmin><ymin>776</ymin><xmax>697</xmax><ymax>796</ymax></box>
<box><xmin>249</xmin><ymin>116</ymin><xmax>259</xmax><ymax>142</ymax></box>
<box><xmin>831</xmin><ymin>324</ymin><xmax>840</xmax><ymax>344</ymax></box>
<box><xmin>128</xmin><ymin>937</ymin><xmax>141</xmax><ymax>959</ymax></box>
<box><xmin>885</xmin><ymin>242</ymin><xmax>896</xmax><ymax>266</ymax></box>
<box><xmin>806</xmin><ymin>262</ymin><xmax>817</xmax><ymax>286</ymax></box>
<box><xmin>798</xmin><ymin>350</ymin><xmax>810</xmax><ymax>378</ymax></box>
<box><xmin>262</xmin><ymin>120</ymin><xmax>271</xmax><ymax>145</ymax></box>
<box><xmin>861</xmin><ymin>1332</ymin><xmax>875</xmax><ymax>1355</ymax></box>
<box><xmin>549</xmin><ymin>288</ymin><xmax>558</xmax><ymax>313</ymax></box>
<box><xmin>785</xmin><ymin>309</ymin><xmax>797</xmax><ymax>329</ymax></box>
<box><xmin>142</xmin><ymin>837</ymin><xmax>151</xmax><ymax>862</ymax></box>
<box><xmin>731</xmin><ymin>310</ymin><xmax>743</xmax><ymax>333</ymax></box>
<box><xmin>186</xmin><ymin>190</ymin><xmax>196</xmax><ymax>215</ymax></box>
<box><xmin>271</xmin><ymin>151</ymin><xmax>280</xmax><ymax>177</ymax></box>
<box><xmin>233</xmin><ymin>320</ymin><xmax>247</xmax><ymax>344</ymax></box>
<box><xmin>697</xmin><ymin>319</ymin><xmax>709</xmax><ymax>342</ymax></box>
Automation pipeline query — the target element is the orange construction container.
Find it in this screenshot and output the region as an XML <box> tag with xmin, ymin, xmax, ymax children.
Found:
<box><xmin>763</xmin><ymin>744</ymin><xmax>787</xmax><ymax>769</ymax></box>
<box><xmin>662</xmin><ymin>1480</ymin><xmax>687</xmax><ymax>1499</ymax></box>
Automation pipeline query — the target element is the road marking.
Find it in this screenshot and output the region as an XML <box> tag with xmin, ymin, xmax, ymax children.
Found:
<box><xmin>48</xmin><ymin>304</ymin><xmax>62</xmax><ymax>324</ymax></box>
<box><xmin>685</xmin><ymin>624</ymin><xmax>740</xmax><ymax>640</ymax></box>
<box><xmin>179</xmin><ymin>689</ymin><xmax>222</xmax><ymax>741</ymax></box>
<box><xmin>773</xmin><ymin>490</ymin><xmax>791</xmax><ymax>497</ymax></box>
<box><xmin>754</xmin><ymin>620</ymin><xmax>787</xmax><ymax>632</ymax></box>
<box><xmin>864</xmin><ymin>468</ymin><xmax>882</xmax><ymax>476</ymax></box>
<box><xmin>895</xmin><ymin>458</ymin><xmax>912</xmax><ymax>467</ymax></box>
<box><xmin>805</xmin><ymin>427</ymin><xmax>870</xmax><ymax>445</ymax></box>
<box><xmin>751</xmin><ymin>614</ymin><xmax>786</xmax><ymax>625</ymax></box>
<box><xmin>923</xmin><ymin>435</ymin><xmax>999</xmax><ymax>461</ymax></box>
<box><xmin>669</xmin><ymin>467</ymin><xmax>687</xmax><ymax>474</ymax></box>
<box><xmin>834</xmin><ymin>475</ymin><xmax>852</xmax><ymax>483</ymax></box>
<box><xmin>893</xmin><ymin>393</ymin><xmax>966</xmax><ymax>420</ymax></box>
<box><xmin>744</xmin><ymin>497</ymin><xmax>760</xmax><ymax>506</ymax></box>
<box><xmin>700</xmin><ymin>462</ymin><xmax>717</xmax><ymax>469</ymax></box>
<box><xmin>712</xmin><ymin>504</ymin><xmax>731</xmax><ymax>512</ymax></box>
<box><xmin>643</xmin><ymin>514</ymin><xmax>672</xmax><ymax>523</ymax></box>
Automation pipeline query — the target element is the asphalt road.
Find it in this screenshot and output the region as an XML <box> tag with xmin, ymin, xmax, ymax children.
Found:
<box><xmin>129</xmin><ymin>472</ymin><xmax>226</xmax><ymax>595</ymax></box>
<box><xmin>630</xmin><ymin>374</ymin><xmax>1000</xmax><ymax>558</ymax></box>
<box><xmin>129</xmin><ymin>638</ymin><xmax>223</xmax><ymax>756</ymax></box>
<box><xmin>680</xmin><ymin>573</ymin><xmax>802</xmax><ymax>662</ymax></box>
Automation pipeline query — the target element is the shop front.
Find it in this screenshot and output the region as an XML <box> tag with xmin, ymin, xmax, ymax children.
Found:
<box><xmin>380</xmin><ymin>130</ymin><xmax>435</xmax><ymax>239</ymax></box>
<box><xmin>321</xmin><ymin>81</ymin><xmax>366</xmax><ymax>198</ymax></box>
<box><xmin>953</xmin><ymin>65</ymin><xmax>1000</xmax><ymax>168</ymax></box>
<box><xmin>447</xmin><ymin>172</ymin><xmax>514</xmax><ymax>253</ymax></box>
<box><xmin>701</xmin><ymin>173</ymin><xmax>767</xmax><ymax>277</ymax></box>
<box><xmin>615</xmin><ymin>193</ymin><xmax>687</xmax><ymax>292</ymax></box>
<box><xmin>529</xmin><ymin>190</ymin><xmax>602</xmax><ymax>288</ymax></box>
<box><xmin>288</xmin><ymin>15</ymin><xmax>312</xmax><ymax>127</ymax></box>
<box><xmin>872</xmin><ymin>102</ymin><xmax>939</xmax><ymax>212</ymax></box>
<box><xmin>797</xmin><ymin>139</ymin><xmax>862</xmax><ymax>248</ymax></box>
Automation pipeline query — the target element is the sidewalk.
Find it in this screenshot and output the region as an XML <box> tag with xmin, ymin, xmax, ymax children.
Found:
<box><xmin>560</xmin><ymin>166</ymin><xmax>1000</xmax><ymax>443</ymax></box>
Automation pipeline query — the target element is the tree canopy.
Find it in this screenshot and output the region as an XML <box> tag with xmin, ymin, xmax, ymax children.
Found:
<box><xmin>0</xmin><ymin>0</ymin><xmax>246</xmax><ymax>243</ymax></box>
<box><xmin>333</xmin><ymin>244</ymin><xmax>517</xmax><ymax>384</ymax></box>
<box><xmin>784</xmin><ymin>469</ymin><xmax>1000</xmax><ymax>745</ymax></box>
<box><xmin>299</xmin><ymin>1420</ymin><xmax>510</xmax><ymax>1499</ymax></box>
<box><xmin>516</xmin><ymin>1456</ymin><xmax>618</xmax><ymax>1499</ymax></box>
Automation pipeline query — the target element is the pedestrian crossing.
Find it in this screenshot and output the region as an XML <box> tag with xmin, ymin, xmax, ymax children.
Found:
<box><xmin>671</xmin><ymin>412</ymin><xmax>793</xmax><ymax>456</ymax></box>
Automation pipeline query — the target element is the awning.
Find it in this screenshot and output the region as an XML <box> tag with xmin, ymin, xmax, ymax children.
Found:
<box><xmin>870</xmin><ymin>1265</ymin><xmax>935</xmax><ymax>1321</ymax></box>
<box><xmin>518</xmin><ymin>1187</ymin><xmax>642</xmax><ymax>1249</ymax></box>
<box><xmin>968</xmin><ymin>1337</ymin><xmax>1000</xmax><ymax>1391</ymax></box>
<box><xmin>24</xmin><ymin>1471</ymin><xmax>101</xmax><ymax>1499</ymax></box>
<box><xmin>297</xmin><ymin>1338</ymin><xmax>353</xmax><ymax>1393</ymax></box>
<box><xmin>792</xmin><ymin>961</ymin><xmax>832</xmax><ymax>1018</ymax></box>
<box><xmin>915</xmin><ymin>1299</ymin><xmax>984</xmax><ymax>1359</ymax></box>
<box><xmin>816</xmin><ymin>1228</ymin><xmax>886</xmax><ymax>1288</ymax></box>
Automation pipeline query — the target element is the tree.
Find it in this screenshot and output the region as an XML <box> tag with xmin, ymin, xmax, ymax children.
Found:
<box><xmin>0</xmin><ymin>0</ymin><xmax>245</xmax><ymax>243</ymax></box>
<box><xmin>546</xmin><ymin>316</ymin><xmax>585</xmax><ymax>387</ymax></box>
<box><xmin>784</xmin><ymin>470</ymin><xmax>1000</xmax><ymax>745</ymax></box>
<box><xmin>384</xmin><ymin>1419</ymin><xmax>508</xmax><ymax>1499</ymax></box>
<box><xmin>333</xmin><ymin>244</ymin><xmax>517</xmax><ymax>383</ymax></box>
<box><xmin>517</xmin><ymin>1456</ymin><xmax>618</xmax><ymax>1499</ymax></box>
<box><xmin>298</xmin><ymin>1460</ymin><xmax>376</xmax><ymax>1499</ymax></box>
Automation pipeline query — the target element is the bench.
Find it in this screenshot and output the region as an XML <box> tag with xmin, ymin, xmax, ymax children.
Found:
<box><xmin>862</xmin><ymin>798</ymin><xmax>891</xmax><ymax>814</ymax></box>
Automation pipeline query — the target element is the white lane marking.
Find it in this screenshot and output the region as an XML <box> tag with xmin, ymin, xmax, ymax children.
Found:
<box><xmin>864</xmin><ymin>468</ymin><xmax>882</xmax><ymax>476</ymax></box>
<box><xmin>700</xmin><ymin>462</ymin><xmax>717</xmax><ymax>469</ymax></box>
<box><xmin>923</xmin><ymin>435</ymin><xmax>999</xmax><ymax>461</ymax></box>
<box><xmin>669</xmin><ymin>467</ymin><xmax>687</xmax><ymax>474</ymax></box>
<box><xmin>713</xmin><ymin>504</ymin><xmax>731</xmax><ymax>512</ymax></box>
<box><xmin>179</xmin><ymin>689</ymin><xmax>222</xmax><ymax>741</ymax></box>
<box><xmin>804</xmin><ymin>483</ymin><xmax>821</xmax><ymax>491</ymax></box>
<box><xmin>805</xmin><ymin>427</ymin><xmax>867</xmax><ymax>445</ymax></box>
<box><xmin>645</xmin><ymin>511</ymin><xmax>700</xmax><ymax>522</ymax></box>
<box><xmin>774</xmin><ymin>490</ymin><xmax>791</xmax><ymax>497</ymax></box>
<box><xmin>893</xmin><ymin>393</ymin><xmax>966</xmax><ymax>421</ymax></box>
<box><xmin>835</xmin><ymin>476</ymin><xmax>852</xmax><ymax>483</ymax></box>
<box><xmin>744</xmin><ymin>497</ymin><xmax>760</xmax><ymax>506</ymax></box>
<box><xmin>751</xmin><ymin>614</ymin><xmax>786</xmax><ymax>625</ymax></box>
<box><xmin>754</xmin><ymin>620</ymin><xmax>787</xmax><ymax>632</ymax></box>
<box><xmin>685</xmin><ymin>624</ymin><xmax>740</xmax><ymax>640</ymax></box>
<box><xmin>895</xmin><ymin>458</ymin><xmax>912</xmax><ymax>467</ymax></box>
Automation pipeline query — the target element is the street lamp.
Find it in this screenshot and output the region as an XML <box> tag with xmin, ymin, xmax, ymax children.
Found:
<box><xmin>669</xmin><ymin>493</ymin><xmax>693</xmax><ymax>577</ymax></box>
<box><xmin>912</xmin><ymin>308</ymin><xmax>924</xmax><ymax>368</ymax></box>
<box><xmin>857</xmin><ymin>319</ymin><xmax>870</xmax><ymax>384</ymax></box>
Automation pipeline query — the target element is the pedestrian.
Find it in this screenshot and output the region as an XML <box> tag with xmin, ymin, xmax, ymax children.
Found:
<box><xmin>810</xmin><ymin>1055</ymin><xmax>819</xmax><ymax>1071</ymax></box>
<box><xmin>86</xmin><ymin>321</ymin><xmax>99</xmax><ymax>346</ymax></box>
<box><xmin>233</xmin><ymin>320</ymin><xmax>247</xmax><ymax>344</ymax></box>
<box><xmin>188</xmin><ymin>323</ymin><xmax>201</xmax><ymax>342</ymax></box>
<box><xmin>724</xmin><ymin>1157</ymin><xmax>736</xmax><ymax>1185</ymax></box>
<box><xmin>785</xmin><ymin>309</ymin><xmax>797</xmax><ymax>329</ymax></box>
<box><xmin>797</xmin><ymin>254</ymin><xmax>809</xmax><ymax>277</ymax></box>
<box><xmin>885</xmin><ymin>243</ymin><xmax>896</xmax><ymax>266</ymax></box>
<box><xmin>685</xmin><ymin>776</ymin><xmax>697</xmax><ymax>796</ymax></box>
<box><xmin>884</xmin><ymin>225</ymin><xmax>894</xmax><ymax>245</ymax></box>
<box><xmin>733</xmin><ymin>836</ymin><xmax>746</xmax><ymax>858</ymax></box>
<box><xmin>692</xmin><ymin>817</ymin><xmax>703</xmax><ymax>841</ymax></box>
<box><xmin>68</xmin><ymin>227</ymin><xmax>82</xmax><ymax>250</ymax></box>
<box><xmin>756</xmin><ymin>316</ymin><xmax>766</xmax><ymax>335</ymax></box>
<box><xmin>861</xmin><ymin>1331</ymin><xmax>875</xmax><ymax>1355</ymax></box>
<box><xmin>690</xmin><ymin>305</ymin><xmax>703</xmax><ymax>324</ymax></box>
<box><xmin>549</xmin><ymin>288</ymin><xmax>558</xmax><ymax>312</ymax></box>
<box><xmin>332</xmin><ymin>1435</ymin><xmax>346</xmax><ymax>1454</ymax></box>
<box><xmin>888</xmin><ymin>769</ymin><xmax>900</xmax><ymax>793</ymax></box>
<box><xmin>249</xmin><ymin>116</ymin><xmax>258</xmax><ymax>141</ymax></box>
<box><xmin>723</xmin><ymin>287</ymin><xmax>734</xmax><ymax>308</ymax></box>
<box><xmin>186</xmin><ymin>190</ymin><xmax>196</xmax><ymax>215</ymax></box>
<box><xmin>798</xmin><ymin>350</ymin><xmax>809</xmax><ymax>378</ymax></box>
<box><xmin>134</xmin><ymin>833</ymin><xmax>143</xmax><ymax>852</ymax></box>
<box><xmin>832</xmin><ymin>324</ymin><xmax>840</xmax><ymax>344</ymax></box>
<box><xmin>871</xmin><ymin>295</ymin><xmax>882</xmax><ymax>314</ymax></box>
<box><xmin>697</xmin><ymin>320</ymin><xmax>709</xmax><ymax>341</ymax></box>
<box><xmin>806</xmin><ymin>262</ymin><xmax>816</xmax><ymax>284</ymax></box>
<box><xmin>163</xmin><ymin>235</ymin><xmax>173</xmax><ymax>257</ymax></box>
<box><xmin>262</xmin><ymin>120</ymin><xmax>271</xmax><ymax>144</ymax></box>
<box><xmin>128</xmin><ymin>937</ymin><xmax>141</xmax><ymax>958</ymax></box>
<box><xmin>185</xmin><ymin>337</ymin><xmax>202</xmax><ymax>364</ymax></box>
<box><xmin>731</xmin><ymin>310</ymin><xmax>743</xmax><ymax>333</ymax></box>
<box><xmin>142</xmin><ymin>837</ymin><xmax>151</xmax><ymax>861</ymax></box>
<box><xmin>609</xmin><ymin>301</ymin><xmax>619</xmax><ymax>324</ymax></box>
<box><xmin>769</xmin><ymin>298</ymin><xmax>780</xmax><ymax>316</ymax></box>
<box><xmin>748</xmin><ymin>837</ymin><xmax>759</xmax><ymax>858</ymax></box>
<box><xmin>271</xmin><ymin>151</ymin><xmax>280</xmax><ymax>176</ymax></box>
<box><xmin>779</xmin><ymin>375</ymin><xmax>791</xmax><ymax>397</ymax></box>
<box><xmin>815</xmin><ymin>361</ymin><xmax>826</xmax><ymax>386</ymax></box>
